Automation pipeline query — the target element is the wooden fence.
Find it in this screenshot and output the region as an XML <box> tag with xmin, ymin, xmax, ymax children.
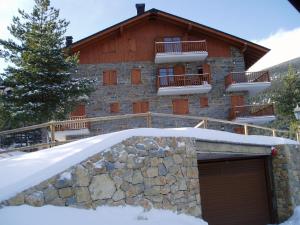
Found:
<box><xmin>0</xmin><ymin>112</ymin><xmax>297</xmax><ymax>154</ymax></box>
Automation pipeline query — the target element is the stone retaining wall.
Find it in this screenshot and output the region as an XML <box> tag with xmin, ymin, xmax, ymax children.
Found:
<box><xmin>272</xmin><ymin>144</ymin><xmax>300</xmax><ymax>222</ymax></box>
<box><xmin>2</xmin><ymin>136</ymin><xmax>202</xmax><ymax>217</ymax></box>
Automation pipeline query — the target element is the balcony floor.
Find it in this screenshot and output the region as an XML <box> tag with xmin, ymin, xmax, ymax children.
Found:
<box><xmin>226</xmin><ymin>82</ymin><xmax>271</xmax><ymax>95</ymax></box>
<box><xmin>157</xmin><ymin>84</ymin><xmax>212</xmax><ymax>96</ymax></box>
<box><xmin>232</xmin><ymin>115</ymin><xmax>276</xmax><ymax>125</ymax></box>
<box><xmin>155</xmin><ymin>51</ymin><xmax>208</xmax><ymax>64</ymax></box>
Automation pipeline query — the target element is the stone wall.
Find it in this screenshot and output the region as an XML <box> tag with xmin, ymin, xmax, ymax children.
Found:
<box><xmin>75</xmin><ymin>47</ymin><xmax>247</xmax><ymax>133</ymax></box>
<box><xmin>272</xmin><ymin>144</ymin><xmax>300</xmax><ymax>222</ymax></box>
<box><xmin>2</xmin><ymin>137</ymin><xmax>202</xmax><ymax>217</ymax></box>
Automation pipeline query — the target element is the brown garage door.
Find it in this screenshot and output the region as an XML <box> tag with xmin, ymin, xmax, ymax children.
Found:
<box><xmin>198</xmin><ymin>158</ymin><xmax>272</xmax><ymax>225</ymax></box>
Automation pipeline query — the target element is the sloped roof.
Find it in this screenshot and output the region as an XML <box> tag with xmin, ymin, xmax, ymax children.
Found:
<box><xmin>71</xmin><ymin>8</ymin><xmax>270</xmax><ymax>70</ymax></box>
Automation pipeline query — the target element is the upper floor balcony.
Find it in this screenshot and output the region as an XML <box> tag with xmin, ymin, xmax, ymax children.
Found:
<box><xmin>225</xmin><ymin>71</ymin><xmax>271</xmax><ymax>95</ymax></box>
<box><xmin>154</xmin><ymin>40</ymin><xmax>208</xmax><ymax>64</ymax></box>
<box><xmin>229</xmin><ymin>104</ymin><xmax>275</xmax><ymax>124</ymax></box>
<box><xmin>156</xmin><ymin>73</ymin><xmax>211</xmax><ymax>96</ymax></box>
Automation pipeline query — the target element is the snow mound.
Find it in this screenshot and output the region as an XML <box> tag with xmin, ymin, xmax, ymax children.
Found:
<box><xmin>0</xmin><ymin>127</ymin><xmax>298</xmax><ymax>202</ymax></box>
<box><xmin>279</xmin><ymin>206</ymin><xmax>300</xmax><ymax>225</ymax></box>
<box><xmin>0</xmin><ymin>205</ymin><xmax>208</xmax><ymax>225</ymax></box>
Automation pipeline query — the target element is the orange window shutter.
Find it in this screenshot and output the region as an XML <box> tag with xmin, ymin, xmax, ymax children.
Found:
<box><xmin>103</xmin><ymin>71</ymin><xmax>109</xmax><ymax>85</ymax></box>
<box><xmin>172</xmin><ymin>99</ymin><xmax>178</xmax><ymax>114</ymax></box>
<box><xmin>110</xmin><ymin>70</ymin><xmax>117</xmax><ymax>85</ymax></box>
<box><xmin>200</xmin><ymin>97</ymin><xmax>209</xmax><ymax>108</ymax></box>
<box><xmin>131</xmin><ymin>69</ymin><xmax>141</xmax><ymax>84</ymax></box>
<box><xmin>141</xmin><ymin>101</ymin><xmax>149</xmax><ymax>113</ymax></box>
<box><xmin>133</xmin><ymin>102</ymin><xmax>140</xmax><ymax>114</ymax></box>
<box><xmin>203</xmin><ymin>64</ymin><xmax>211</xmax><ymax>74</ymax></box>
<box><xmin>173</xmin><ymin>99</ymin><xmax>188</xmax><ymax>114</ymax></box>
<box><xmin>183</xmin><ymin>99</ymin><xmax>189</xmax><ymax>114</ymax></box>
<box><xmin>174</xmin><ymin>65</ymin><xmax>185</xmax><ymax>75</ymax></box>
<box><xmin>110</xmin><ymin>102</ymin><xmax>120</xmax><ymax>113</ymax></box>
<box><xmin>71</xmin><ymin>104</ymin><xmax>85</xmax><ymax>117</ymax></box>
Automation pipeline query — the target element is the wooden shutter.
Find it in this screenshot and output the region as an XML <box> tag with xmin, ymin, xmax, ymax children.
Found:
<box><xmin>141</xmin><ymin>101</ymin><xmax>149</xmax><ymax>113</ymax></box>
<box><xmin>133</xmin><ymin>101</ymin><xmax>149</xmax><ymax>113</ymax></box>
<box><xmin>71</xmin><ymin>104</ymin><xmax>85</xmax><ymax>117</ymax></box>
<box><xmin>203</xmin><ymin>64</ymin><xmax>211</xmax><ymax>74</ymax></box>
<box><xmin>172</xmin><ymin>99</ymin><xmax>189</xmax><ymax>114</ymax></box>
<box><xmin>103</xmin><ymin>71</ymin><xmax>110</xmax><ymax>85</ymax></box>
<box><xmin>110</xmin><ymin>70</ymin><xmax>117</xmax><ymax>85</ymax></box>
<box><xmin>200</xmin><ymin>97</ymin><xmax>209</xmax><ymax>108</ymax></box>
<box><xmin>110</xmin><ymin>102</ymin><xmax>120</xmax><ymax>113</ymax></box>
<box><xmin>131</xmin><ymin>69</ymin><xmax>141</xmax><ymax>85</ymax></box>
<box><xmin>174</xmin><ymin>65</ymin><xmax>185</xmax><ymax>75</ymax></box>
<box><xmin>231</xmin><ymin>95</ymin><xmax>244</xmax><ymax>107</ymax></box>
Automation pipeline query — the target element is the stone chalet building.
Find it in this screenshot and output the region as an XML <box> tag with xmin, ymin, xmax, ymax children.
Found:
<box><xmin>65</xmin><ymin>4</ymin><xmax>274</xmax><ymax>134</ymax></box>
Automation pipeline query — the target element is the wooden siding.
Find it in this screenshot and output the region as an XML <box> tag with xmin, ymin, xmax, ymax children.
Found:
<box><xmin>77</xmin><ymin>18</ymin><xmax>232</xmax><ymax>64</ymax></box>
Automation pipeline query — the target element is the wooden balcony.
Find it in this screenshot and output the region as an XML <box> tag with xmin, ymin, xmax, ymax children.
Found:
<box><xmin>225</xmin><ymin>71</ymin><xmax>271</xmax><ymax>95</ymax></box>
<box><xmin>157</xmin><ymin>73</ymin><xmax>212</xmax><ymax>96</ymax></box>
<box><xmin>229</xmin><ymin>104</ymin><xmax>275</xmax><ymax>124</ymax></box>
<box><xmin>55</xmin><ymin>115</ymin><xmax>89</xmax><ymax>131</ymax></box>
<box><xmin>154</xmin><ymin>40</ymin><xmax>208</xmax><ymax>64</ymax></box>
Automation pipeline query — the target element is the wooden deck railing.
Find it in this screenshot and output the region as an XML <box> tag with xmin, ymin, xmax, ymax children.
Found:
<box><xmin>155</xmin><ymin>40</ymin><xmax>207</xmax><ymax>54</ymax></box>
<box><xmin>55</xmin><ymin>115</ymin><xmax>89</xmax><ymax>131</ymax></box>
<box><xmin>157</xmin><ymin>73</ymin><xmax>211</xmax><ymax>88</ymax></box>
<box><xmin>229</xmin><ymin>104</ymin><xmax>275</xmax><ymax>120</ymax></box>
<box><xmin>225</xmin><ymin>71</ymin><xmax>270</xmax><ymax>88</ymax></box>
<box><xmin>0</xmin><ymin>111</ymin><xmax>296</xmax><ymax>154</ymax></box>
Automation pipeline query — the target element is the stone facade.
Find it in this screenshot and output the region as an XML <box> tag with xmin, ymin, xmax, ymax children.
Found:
<box><xmin>272</xmin><ymin>144</ymin><xmax>300</xmax><ymax>222</ymax></box>
<box><xmin>75</xmin><ymin>47</ymin><xmax>247</xmax><ymax>134</ymax></box>
<box><xmin>2</xmin><ymin>136</ymin><xmax>202</xmax><ymax>217</ymax></box>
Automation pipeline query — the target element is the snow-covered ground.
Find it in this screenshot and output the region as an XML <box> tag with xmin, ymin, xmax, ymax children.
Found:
<box><xmin>0</xmin><ymin>205</ymin><xmax>208</xmax><ymax>225</ymax></box>
<box><xmin>0</xmin><ymin>127</ymin><xmax>298</xmax><ymax>202</ymax></box>
<box><xmin>278</xmin><ymin>206</ymin><xmax>300</xmax><ymax>225</ymax></box>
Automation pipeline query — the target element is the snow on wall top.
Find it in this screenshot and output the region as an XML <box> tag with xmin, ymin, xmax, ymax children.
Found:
<box><xmin>0</xmin><ymin>127</ymin><xmax>298</xmax><ymax>202</ymax></box>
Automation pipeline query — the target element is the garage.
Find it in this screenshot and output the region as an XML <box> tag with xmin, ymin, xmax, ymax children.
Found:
<box><xmin>198</xmin><ymin>157</ymin><xmax>274</xmax><ymax>225</ymax></box>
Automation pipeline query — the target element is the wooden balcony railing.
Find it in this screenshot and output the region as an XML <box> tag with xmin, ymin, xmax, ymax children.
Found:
<box><xmin>55</xmin><ymin>115</ymin><xmax>89</xmax><ymax>131</ymax></box>
<box><xmin>225</xmin><ymin>71</ymin><xmax>270</xmax><ymax>88</ymax></box>
<box><xmin>157</xmin><ymin>73</ymin><xmax>211</xmax><ymax>89</ymax></box>
<box><xmin>229</xmin><ymin>104</ymin><xmax>275</xmax><ymax>120</ymax></box>
<box><xmin>155</xmin><ymin>40</ymin><xmax>207</xmax><ymax>54</ymax></box>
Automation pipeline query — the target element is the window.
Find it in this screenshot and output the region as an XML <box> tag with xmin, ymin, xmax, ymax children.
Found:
<box><xmin>103</xmin><ymin>70</ymin><xmax>117</xmax><ymax>85</ymax></box>
<box><xmin>197</xmin><ymin>66</ymin><xmax>203</xmax><ymax>74</ymax></box>
<box><xmin>131</xmin><ymin>69</ymin><xmax>141</xmax><ymax>85</ymax></box>
<box><xmin>164</xmin><ymin>37</ymin><xmax>181</xmax><ymax>53</ymax></box>
<box><xmin>110</xmin><ymin>102</ymin><xmax>120</xmax><ymax>113</ymax></box>
<box><xmin>200</xmin><ymin>97</ymin><xmax>209</xmax><ymax>108</ymax></box>
<box><xmin>70</xmin><ymin>104</ymin><xmax>86</xmax><ymax>117</ymax></box>
<box><xmin>172</xmin><ymin>99</ymin><xmax>189</xmax><ymax>114</ymax></box>
<box><xmin>133</xmin><ymin>101</ymin><xmax>149</xmax><ymax>113</ymax></box>
<box><xmin>158</xmin><ymin>67</ymin><xmax>174</xmax><ymax>86</ymax></box>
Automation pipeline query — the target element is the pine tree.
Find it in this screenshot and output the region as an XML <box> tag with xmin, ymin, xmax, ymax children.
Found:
<box><xmin>0</xmin><ymin>0</ymin><xmax>93</xmax><ymax>126</ymax></box>
<box><xmin>272</xmin><ymin>65</ymin><xmax>300</xmax><ymax>117</ymax></box>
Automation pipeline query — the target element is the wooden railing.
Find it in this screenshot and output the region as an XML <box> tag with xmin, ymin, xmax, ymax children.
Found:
<box><xmin>0</xmin><ymin>111</ymin><xmax>297</xmax><ymax>154</ymax></box>
<box><xmin>225</xmin><ymin>71</ymin><xmax>270</xmax><ymax>88</ymax></box>
<box><xmin>229</xmin><ymin>104</ymin><xmax>275</xmax><ymax>120</ymax></box>
<box><xmin>55</xmin><ymin>115</ymin><xmax>89</xmax><ymax>131</ymax></box>
<box><xmin>157</xmin><ymin>73</ymin><xmax>211</xmax><ymax>88</ymax></box>
<box><xmin>155</xmin><ymin>40</ymin><xmax>207</xmax><ymax>54</ymax></box>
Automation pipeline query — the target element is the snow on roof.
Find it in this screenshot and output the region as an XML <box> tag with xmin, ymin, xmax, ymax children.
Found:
<box><xmin>0</xmin><ymin>205</ymin><xmax>208</xmax><ymax>225</ymax></box>
<box><xmin>0</xmin><ymin>127</ymin><xmax>298</xmax><ymax>202</ymax></box>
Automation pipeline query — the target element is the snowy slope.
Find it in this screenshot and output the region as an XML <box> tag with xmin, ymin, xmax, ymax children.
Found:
<box><xmin>279</xmin><ymin>206</ymin><xmax>300</xmax><ymax>225</ymax></box>
<box><xmin>0</xmin><ymin>205</ymin><xmax>208</xmax><ymax>225</ymax></box>
<box><xmin>0</xmin><ymin>127</ymin><xmax>298</xmax><ymax>202</ymax></box>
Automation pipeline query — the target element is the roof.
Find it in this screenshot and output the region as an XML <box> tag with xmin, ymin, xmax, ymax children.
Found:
<box><xmin>71</xmin><ymin>8</ymin><xmax>270</xmax><ymax>70</ymax></box>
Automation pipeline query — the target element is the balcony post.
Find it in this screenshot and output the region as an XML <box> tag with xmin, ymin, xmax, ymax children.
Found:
<box><xmin>244</xmin><ymin>124</ymin><xmax>248</xmax><ymax>135</ymax></box>
<box><xmin>49</xmin><ymin>121</ymin><xmax>56</xmax><ymax>146</ymax></box>
<box><xmin>272</xmin><ymin>129</ymin><xmax>276</xmax><ymax>137</ymax></box>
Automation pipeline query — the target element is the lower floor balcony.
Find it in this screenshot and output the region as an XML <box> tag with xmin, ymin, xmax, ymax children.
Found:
<box><xmin>229</xmin><ymin>104</ymin><xmax>276</xmax><ymax>124</ymax></box>
<box><xmin>157</xmin><ymin>73</ymin><xmax>212</xmax><ymax>96</ymax></box>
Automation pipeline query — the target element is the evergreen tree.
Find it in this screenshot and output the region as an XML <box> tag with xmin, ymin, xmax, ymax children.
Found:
<box><xmin>0</xmin><ymin>0</ymin><xmax>93</xmax><ymax>126</ymax></box>
<box><xmin>272</xmin><ymin>65</ymin><xmax>300</xmax><ymax>117</ymax></box>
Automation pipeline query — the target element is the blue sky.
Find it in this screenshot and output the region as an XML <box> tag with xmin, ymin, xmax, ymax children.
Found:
<box><xmin>0</xmin><ymin>0</ymin><xmax>300</xmax><ymax>71</ymax></box>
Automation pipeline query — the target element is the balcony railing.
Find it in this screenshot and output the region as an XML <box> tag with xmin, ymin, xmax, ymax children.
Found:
<box><xmin>225</xmin><ymin>71</ymin><xmax>270</xmax><ymax>89</ymax></box>
<box><xmin>157</xmin><ymin>73</ymin><xmax>211</xmax><ymax>89</ymax></box>
<box><xmin>55</xmin><ymin>115</ymin><xmax>89</xmax><ymax>131</ymax></box>
<box><xmin>229</xmin><ymin>104</ymin><xmax>275</xmax><ymax>121</ymax></box>
<box><xmin>155</xmin><ymin>40</ymin><xmax>207</xmax><ymax>54</ymax></box>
